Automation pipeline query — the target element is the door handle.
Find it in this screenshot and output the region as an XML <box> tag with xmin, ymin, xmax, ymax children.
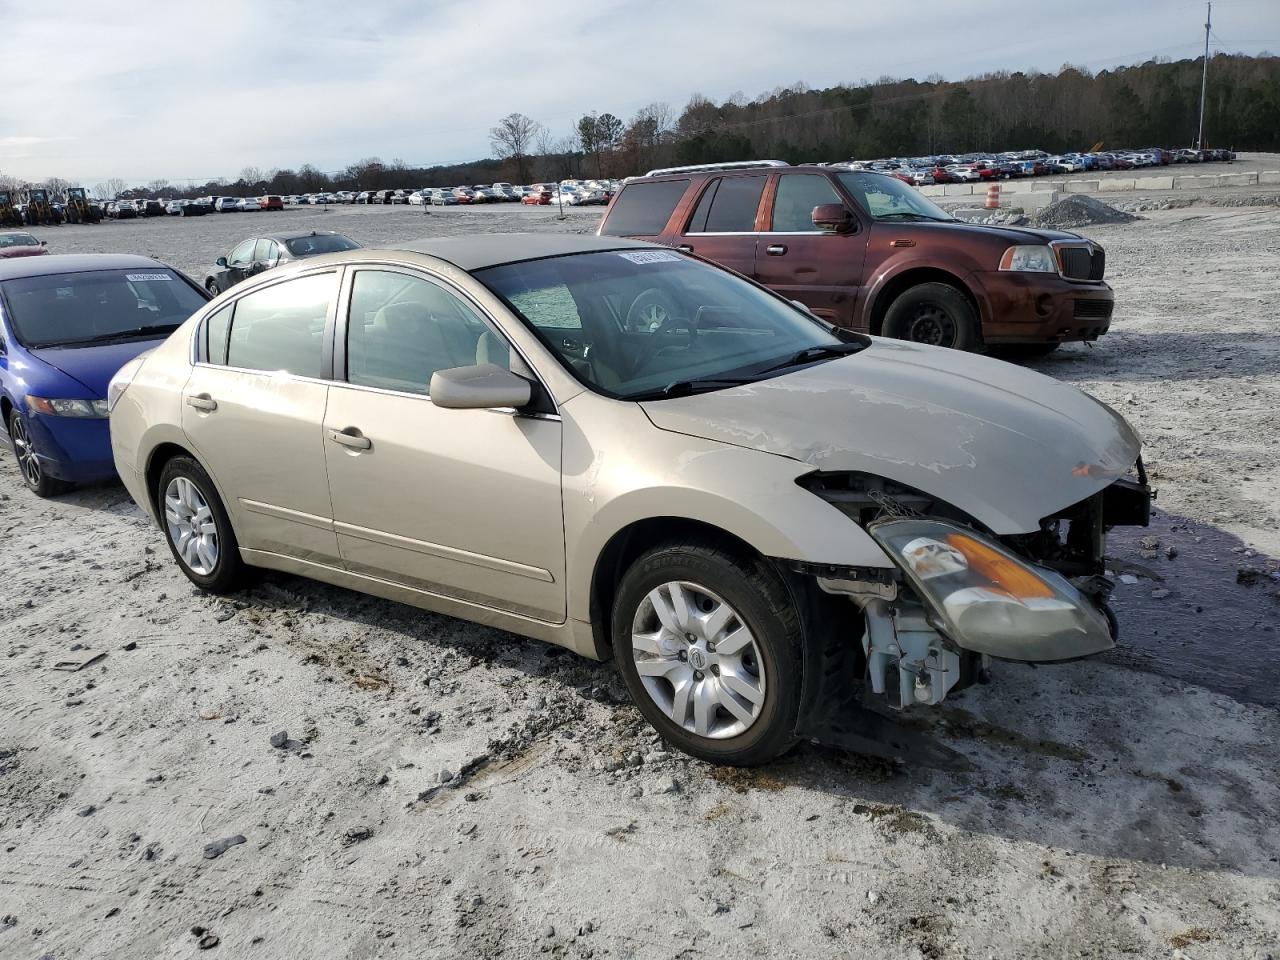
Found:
<box><xmin>766</xmin><ymin>244</ymin><xmax>788</xmax><ymax>256</ymax></box>
<box><xmin>185</xmin><ymin>394</ymin><xmax>217</xmax><ymax>411</ymax></box>
<box><xmin>328</xmin><ymin>428</ymin><xmax>371</xmax><ymax>450</ymax></box>
<box><xmin>677</xmin><ymin>244</ymin><xmax>693</xmax><ymax>253</ymax></box>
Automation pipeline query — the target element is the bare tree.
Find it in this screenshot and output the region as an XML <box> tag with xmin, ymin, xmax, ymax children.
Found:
<box><xmin>490</xmin><ymin>113</ymin><xmax>542</xmax><ymax>183</ymax></box>
<box><xmin>239</xmin><ymin>166</ymin><xmax>264</xmax><ymax>187</ymax></box>
<box><xmin>146</xmin><ymin>179</ymin><xmax>171</xmax><ymax>197</ymax></box>
<box><xmin>43</xmin><ymin>176</ymin><xmax>71</xmax><ymax>199</ymax></box>
<box><xmin>100</xmin><ymin>177</ymin><xmax>127</xmax><ymax>199</ymax></box>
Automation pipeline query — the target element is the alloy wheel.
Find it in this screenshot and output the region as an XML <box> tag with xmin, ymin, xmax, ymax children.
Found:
<box><xmin>164</xmin><ymin>476</ymin><xmax>219</xmax><ymax>575</ymax></box>
<box><xmin>631</xmin><ymin>580</ymin><xmax>766</xmax><ymax>740</ymax></box>
<box><xmin>906</xmin><ymin>303</ymin><xmax>957</xmax><ymax>346</ymax></box>
<box><xmin>10</xmin><ymin>416</ymin><xmax>41</xmax><ymax>489</ymax></box>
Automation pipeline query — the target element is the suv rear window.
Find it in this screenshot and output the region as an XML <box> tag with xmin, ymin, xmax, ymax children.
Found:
<box><xmin>687</xmin><ymin>175</ymin><xmax>767</xmax><ymax>233</ymax></box>
<box><xmin>599</xmin><ymin>178</ymin><xmax>689</xmax><ymax>236</ymax></box>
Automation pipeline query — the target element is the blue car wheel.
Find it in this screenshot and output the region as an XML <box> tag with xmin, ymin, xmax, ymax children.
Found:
<box><xmin>7</xmin><ymin>409</ymin><xmax>70</xmax><ymax>498</ymax></box>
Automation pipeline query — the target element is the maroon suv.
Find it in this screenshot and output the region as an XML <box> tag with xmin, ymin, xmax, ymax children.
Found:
<box><xmin>599</xmin><ymin>162</ymin><xmax>1113</xmax><ymax>352</ymax></box>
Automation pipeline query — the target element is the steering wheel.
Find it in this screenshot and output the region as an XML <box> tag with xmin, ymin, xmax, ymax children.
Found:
<box><xmin>628</xmin><ymin>302</ymin><xmax>696</xmax><ymax>377</ymax></box>
<box><xmin>625</xmin><ymin>287</ymin><xmax>679</xmax><ymax>333</ymax></box>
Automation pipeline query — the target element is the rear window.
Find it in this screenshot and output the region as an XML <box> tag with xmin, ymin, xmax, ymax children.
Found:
<box><xmin>689</xmin><ymin>175</ymin><xmax>766</xmax><ymax>233</ymax></box>
<box><xmin>284</xmin><ymin>234</ymin><xmax>361</xmax><ymax>257</ymax></box>
<box><xmin>599</xmin><ymin>178</ymin><xmax>689</xmax><ymax>237</ymax></box>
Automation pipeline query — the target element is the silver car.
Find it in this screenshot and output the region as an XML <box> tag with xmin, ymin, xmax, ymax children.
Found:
<box><xmin>108</xmin><ymin>235</ymin><xmax>1151</xmax><ymax>766</ymax></box>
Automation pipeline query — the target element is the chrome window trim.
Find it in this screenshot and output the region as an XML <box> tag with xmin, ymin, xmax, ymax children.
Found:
<box><xmin>325</xmin><ymin>370</ymin><xmax>561</xmax><ymax>421</ymax></box>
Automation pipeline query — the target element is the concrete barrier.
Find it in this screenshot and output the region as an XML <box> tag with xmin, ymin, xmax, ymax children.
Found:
<box><xmin>1260</xmin><ymin>170</ymin><xmax>1280</xmax><ymax>185</ymax></box>
<box><xmin>1001</xmin><ymin>180</ymin><xmax>1033</xmax><ymax>194</ymax></box>
<box><xmin>943</xmin><ymin>183</ymin><xmax>975</xmax><ymax>196</ymax></box>
<box><xmin>1134</xmin><ymin>175</ymin><xmax>1175</xmax><ymax>190</ymax></box>
<box><xmin>1032</xmin><ymin>180</ymin><xmax>1065</xmax><ymax>192</ymax></box>
<box><xmin>919</xmin><ymin>185</ymin><xmax>944</xmax><ymax>197</ymax></box>
<box><xmin>1064</xmin><ymin>180</ymin><xmax>1100</xmax><ymax>193</ymax></box>
<box><xmin>1100</xmin><ymin>177</ymin><xmax>1137</xmax><ymax>192</ymax></box>
<box><xmin>1176</xmin><ymin>175</ymin><xmax>1220</xmax><ymax>189</ymax></box>
<box><xmin>1219</xmin><ymin>172</ymin><xmax>1258</xmax><ymax>187</ymax></box>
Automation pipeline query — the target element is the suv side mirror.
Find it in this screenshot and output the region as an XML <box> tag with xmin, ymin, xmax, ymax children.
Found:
<box><xmin>430</xmin><ymin>364</ymin><xmax>532</xmax><ymax>410</ymax></box>
<box><xmin>215</xmin><ymin>257</ymin><xmax>228</xmax><ymax>267</ymax></box>
<box><xmin>812</xmin><ymin>203</ymin><xmax>854</xmax><ymax>234</ymax></box>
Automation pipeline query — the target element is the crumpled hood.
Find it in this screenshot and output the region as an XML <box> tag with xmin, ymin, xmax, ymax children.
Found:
<box><xmin>640</xmin><ymin>339</ymin><xmax>1141</xmax><ymax>534</ymax></box>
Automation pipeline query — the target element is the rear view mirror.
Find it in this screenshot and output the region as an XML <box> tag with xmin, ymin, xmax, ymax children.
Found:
<box><xmin>215</xmin><ymin>257</ymin><xmax>228</xmax><ymax>267</ymax></box>
<box><xmin>430</xmin><ymin>364</ymin><xmax>532</xmax><ymax>410</ymax></box>
<box><xmin>812</xmin><ymin>203</ymin><xmax>854</xmax><ymax>234</ymax></box>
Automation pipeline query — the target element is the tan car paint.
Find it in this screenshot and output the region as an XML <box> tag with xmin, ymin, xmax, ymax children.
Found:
<box><xmin>111</xmin><ymin>249</ymin><xmax>896</xmax><ymax>661</ymax></box>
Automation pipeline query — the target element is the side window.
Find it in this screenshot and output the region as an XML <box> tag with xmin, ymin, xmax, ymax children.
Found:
<box><xmin>228</xmin><ymin>239</ymin><xmax>256</xmax><ymax>266</ymax></box>
<box><xmin>685</xmin><ymin>179</ymin><xmax>720</xmax><ymax>234</ymax></box>
<box><xmin>226</xmin><ymin>273</ymin><xmax>334</xmax><ymax>377</ymax></box>
<box><xmin>253</xmin><ymin>239</ymin><xmax>278</xmax><ymax>264</ymax></box>
<box><xmin>598</xmin><ymin>178</ymin><xmax>689</xmax><ymax>237</ymax></box>
<box><xmin>345</xmin><ymin>270</ymin><xmax>509</xmax><ymax>396</ymax></box>
<box><xmin>698</xmin><ymin>175</ymin><xmax>766</xmax><ymax>233</ymax></box>
<box><xmin>770</xmin><ymin>174</ymin><xmax>843</xmax><ymax>232</ymax></box>
<box><xmin>204</xmin><ymin>304</ymin><xmax>232</xmax><ymax>365</ymax></box>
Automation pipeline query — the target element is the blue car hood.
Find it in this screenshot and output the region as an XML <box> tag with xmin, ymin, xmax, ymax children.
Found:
<box><xmin>29</xmin><ymin>340</ymin><xmax>163</xmax><ymax>397</ymax></box>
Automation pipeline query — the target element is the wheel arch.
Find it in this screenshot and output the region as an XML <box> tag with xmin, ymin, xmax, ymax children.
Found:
<box><xmin>865</xmin><ymin>266</ymin><xmax>985</xmax><ymax>336</ymax></box>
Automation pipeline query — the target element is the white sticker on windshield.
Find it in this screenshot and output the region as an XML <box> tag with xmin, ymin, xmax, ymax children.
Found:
<box><xmin>616</xmin><ymin>250</ymin><xmax>681</xmax><ymax>265</ymax></box>
<box><xmin>125</xmin><ymin>273</ymin><xmax>172</xmax><ymax>282</ymax></box>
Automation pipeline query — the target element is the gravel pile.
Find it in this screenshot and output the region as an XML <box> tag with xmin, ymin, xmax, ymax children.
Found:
<box><xmin>1033</xmin><ymin>194</ymin><xmax>1138</xmax><ymax>229</ymax></box>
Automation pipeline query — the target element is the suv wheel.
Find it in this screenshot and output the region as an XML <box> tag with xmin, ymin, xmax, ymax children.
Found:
<box><xmin>158</xmin><ymin>456</ymin><xmax>246</xmax><ymax>593</ymax></box>
<box><xmin>883</xmin><ymin>282</ymin><xmax>981</xmax><ymax>351</ymax></box>
<box><xmin>612</xmin><ymin>541</ymin><xmax>802</xmax><ymax>766</ymax></box>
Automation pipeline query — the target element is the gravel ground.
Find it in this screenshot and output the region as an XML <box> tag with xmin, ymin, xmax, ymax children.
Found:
<box><xmin>2</xmin><ymin>197</ymin><xmax>1279</xmax><ymax>960</ymax></box>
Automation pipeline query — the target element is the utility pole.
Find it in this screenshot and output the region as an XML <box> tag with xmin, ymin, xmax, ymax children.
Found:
<box><xmin>1197</xmin><ymin>0</ymin><xmax>1211</xmax><ymax>149</ymax></box>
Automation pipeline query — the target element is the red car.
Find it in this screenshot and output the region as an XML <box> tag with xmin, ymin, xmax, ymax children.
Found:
<box><xmin>0</xmin><ymin>232</ymin><xmax>48</xmax><ymax>259</ymax></box>
<box><xmin>258</xmin><ymin>195</ymin><xmax>284</xmax><ymax>211</ymax></box>
<box><xmin>522</xmin><ymin>188</ymin><xmax>553</xmax><ymax>205</ymax></box>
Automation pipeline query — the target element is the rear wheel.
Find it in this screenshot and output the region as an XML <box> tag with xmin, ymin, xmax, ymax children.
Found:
<box><xmin>612</xmin><ymin>541</ymin><xmax>802</xmax><ymax>766</ymax></box>
<box><xmin>206</xmin><ymin>280</ymin><xmax>220</xmax><ymax>296</ymax></box>
<box><xmin>7</xmin><ymin>410</ymin><xmax>71</xmax><ymax>497</ymax></box>
<box><xmin>158</xmin><ymin>456</ymin><xmax>245</xmax><ymax>593</ymax></box>
<box><xmin>883</xmin><ymin>282</ymin><xmax>981</xmax><ymax>351</ymax></box>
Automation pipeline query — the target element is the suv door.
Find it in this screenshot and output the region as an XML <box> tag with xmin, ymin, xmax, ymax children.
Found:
<box><xmin>183</xmin><ymin>271</ymin><xmax>341</xmax><ymax>564</ymax></box>
<box><xmin>753</xmin><ymin>172</ymin><xmax>869</xmax><ymax>329</ymax></box>
<box><xmin>675</xmin><ymin>174</ymin><xmax>767</xmax><ymax>278</ymax></box>
<box><xmin>322</xmin><ymin>267</ymin><xmax>566</xmax><ymax>622</ymax></box>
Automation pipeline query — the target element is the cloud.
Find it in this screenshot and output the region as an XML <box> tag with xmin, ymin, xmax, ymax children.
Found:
<box><xmin>0</xmin><ymin>0</ymin><xmax>1276</xmax><ymax>183</ymax></box>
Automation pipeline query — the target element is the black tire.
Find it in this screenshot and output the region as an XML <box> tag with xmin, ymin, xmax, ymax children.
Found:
<box><xmin>157</xmin><ymin>455</ymin><xmax>246</xmax><ymax>594</ymax></box>
<box><xmin>882</xmin><ymin>282</ymin><xmax>982</xmax><ymax>351</ymax></box>
<box><xmin>7</xmin><ymin>409</ymin><xmax>71</xmax><ymax>497</ymax></box>
<box><xmin>206</xmin><ymin>280</ymin><xmax>220</xmax><ymax>296</ymax></box>
<box><xmin>611</xmin><ymin>540</ymin><xmax>803</xmax><ymax>766</ymax></box>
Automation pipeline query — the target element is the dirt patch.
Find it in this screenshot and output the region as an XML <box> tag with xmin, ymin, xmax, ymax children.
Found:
<box><xmin>707</xmin><ymin>765</ymin><xmax>789</xmax><ymax>793</ymax></box>
<box><xmin>1033</xmin><ymin>194</ymin><xmax>1138</xmax><ymax>229</ymax></box>
<box><xmin>1169</xmin><ymin>927</ymin><xmax>1213</xmax><ymax>948</ymax></box>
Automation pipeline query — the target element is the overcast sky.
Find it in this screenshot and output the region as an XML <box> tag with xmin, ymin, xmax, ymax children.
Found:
<box><xmin>1</xmin><ymin>0</ymin><xmax>1276</xmax><ymax>185</ymax></box>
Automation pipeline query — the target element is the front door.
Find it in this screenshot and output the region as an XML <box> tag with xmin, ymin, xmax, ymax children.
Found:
<box><xmin>752</xmin><ymin>173</ymin><xmax>869</xmax><ymax>329</ymax></box>
<box><xmin>182</xmin><ymin>270</ymin><xmax>341</xmax><ymax>563</ymax></box>
<box><xmin>673</xmin><ymin>174</ymin><xmax>768</xmax><ymax>278</ymax></box>
<box><xmin>322</xmin><ymin>267</ymin><xmax>566</xmax><ymax>622</ymax></box>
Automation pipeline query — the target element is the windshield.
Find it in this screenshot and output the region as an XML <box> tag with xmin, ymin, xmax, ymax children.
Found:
<box><xmin>284</xmin><ymin>234</ymin><xmax>360</xmax><ymax>257</ymax></box>
<box><xmin>475</xmin><ymin>249</ymin><xmax>856</xmax><ymax>401</ymax></box>
<box><xmin>835</xmin><ymin>171</ymin><xmax>952</xmax><ymax>222</ymax></box>
<box><xmin>1</xmin><ymin>268</ymin><xmax>207</xmax><ymax>348</ymax></box>
<box><xmin>0</xmin><ymin>234</ymin><xmax>39</xmax><ymax>248</ymax></box>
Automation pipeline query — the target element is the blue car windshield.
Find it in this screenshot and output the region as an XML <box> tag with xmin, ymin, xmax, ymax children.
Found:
<box><xmin>1</xmin><ymin>268</ymin><xmax>208</xmax><ymax>348</ymax></box>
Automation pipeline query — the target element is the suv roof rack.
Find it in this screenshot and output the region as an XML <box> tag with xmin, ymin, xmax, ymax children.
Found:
<box><xmin>642</xmin><ymin>160</ymin><xmax>790</xmax><ymax>177</ymax></box>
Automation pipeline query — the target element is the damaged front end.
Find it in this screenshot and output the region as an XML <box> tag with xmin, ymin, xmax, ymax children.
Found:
<box><xmin>788</xmin><ymin>465</ymin><xmax>1153</xmax><ymax>767</ymax></box>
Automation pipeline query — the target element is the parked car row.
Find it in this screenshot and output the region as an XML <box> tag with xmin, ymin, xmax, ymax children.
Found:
<box><xmin>837</xmin><ymin>146</ymin><xmax>1237</xmax><ymax>185</ymax></box>
<box><xmin>0</xmin><ymin>234</ymin><xmax>1152</xmax><ymax>768</ymax></box>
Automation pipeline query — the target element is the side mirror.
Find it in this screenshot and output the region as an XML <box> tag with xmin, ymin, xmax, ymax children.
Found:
<box><xmin>430</xmin><ymin>364</ymin><xmax>532</xmax><ymax>410</ymax></box>
<box><xmin>812</xmin><ymin>203</ymin><xmax>854</xmax><ymax>234</ymax></box>
<box><xmin>39</xmin><ymin>240</ymin><xmax>47</xmax><ymax>247</ymax></box>
<box><xmin>215</xmin><ymin>257</ymin><xmax>228</xmax><ymax>267</ymax></box>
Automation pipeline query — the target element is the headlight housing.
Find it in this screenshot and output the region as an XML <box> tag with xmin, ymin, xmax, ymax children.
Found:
<box><xmin>27</xmin><ymin>396</ymin><xmax>108</xmax><ymax>419</ymax></box>
<box><xmin>868</xmin><ymin>518</ymin><xmax>1113</xmax><ymax>662</ymax></box>
<box><xmin>999</xmin><ymin>245</ymin><xmax>1058</xmax><ymax>273</ymax></box>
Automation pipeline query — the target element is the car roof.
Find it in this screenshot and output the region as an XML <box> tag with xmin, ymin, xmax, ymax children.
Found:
<box><xmin>392</xmin><ymin>233</ymin><xmax>653</xmax><ymax>270</ymax></box>
<box><xmin>263</xmin><ymin>231</ymin><xmax>347</xmax><ymax>243</ymax></box>
<box><xmin>0</xmin><ymin>253</ymin><xmax>166</xmax><ymax>282</ymax></box>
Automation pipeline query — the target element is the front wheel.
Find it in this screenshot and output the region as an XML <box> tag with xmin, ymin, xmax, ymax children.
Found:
<box><xmin>882</xmin><ymin>282</ymin><xmax>982</xmax><ymax>351</ymax></box>
<box><xmin>612</xmin><ymin>541</ymin><xmax>802</xmax><ymax>766</ymax></box>
<box><xmin>158</xmin><ymin>456</ymin><xmax>245</xmax><ymax>593</ymax></box>
<box><xmin>7</xmin><ymin>410</ymin><xmax>70</xmax><ymax>497</ymax></box>
<box><xmin>206</xmin><ymin>280</ymin><xmax>220</xmax><ymax>296</ymax></box>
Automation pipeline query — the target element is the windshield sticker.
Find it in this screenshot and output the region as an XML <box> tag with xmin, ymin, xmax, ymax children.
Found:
<box><xmin>126</xmin><ymin>273</ymin><xmax>172</xmax><ymax>282</ymax></box>
<box><xmin>617</xmin><ymin>250</ymin><xmax>681</xmax><ymax>265</ymax></box>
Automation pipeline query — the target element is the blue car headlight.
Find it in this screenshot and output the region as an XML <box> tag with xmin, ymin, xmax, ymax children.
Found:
<box><xmin>27</xmin><ymin>396</ymin><xmax>108</xmax><ymax>419</ymax></box>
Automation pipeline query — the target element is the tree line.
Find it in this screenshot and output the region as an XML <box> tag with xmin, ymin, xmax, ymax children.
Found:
<box><xmin>2</xmin><ymin>53</ymin><xmax>1276</xmax><ymax>201</ymax></box>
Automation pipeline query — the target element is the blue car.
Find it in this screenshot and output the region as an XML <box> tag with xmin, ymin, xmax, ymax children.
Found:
<box><xmin>0</xmin><ymin>254</ymin><xmax>209</xmax><ymax>496</ymax></box>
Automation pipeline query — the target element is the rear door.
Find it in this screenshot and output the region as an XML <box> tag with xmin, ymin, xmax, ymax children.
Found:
<box><xmin>182</xmin><ymin>270</ymin><xmax>341</xmax><ymax>564</ymax></box>
<box><xmin>674</xmin><ymin>174</ymin><xmax>767</xmax><ymax>278</ymax></box>
<box><xmin>752</xmin><ymin>172</ymin><xmax>868</xmax><ymax>329</ymax></box>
